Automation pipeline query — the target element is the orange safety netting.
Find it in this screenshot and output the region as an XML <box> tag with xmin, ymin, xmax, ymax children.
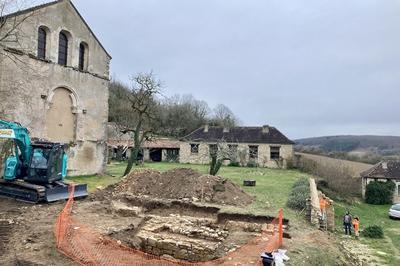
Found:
<box><xmin>54</xmin><ymin>185</ymin><xmax>284</xmax><ymax>266</ymax></box>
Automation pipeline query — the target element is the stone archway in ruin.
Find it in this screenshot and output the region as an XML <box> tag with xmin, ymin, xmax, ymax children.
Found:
<box><xmin>45</xmin><ymin>87</ymin><xmax>77</xmax><ymax>142</ymax></box>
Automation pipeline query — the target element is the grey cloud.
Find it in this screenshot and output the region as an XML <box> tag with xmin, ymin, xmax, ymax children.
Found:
<box><xmin>74</xmin><ymin>0</ymin><xmax>400</xmax><ymax>139</ymax></box>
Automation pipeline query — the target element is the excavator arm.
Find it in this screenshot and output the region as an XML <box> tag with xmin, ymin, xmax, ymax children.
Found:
<box><xmin>0</xmin><ymin>120</ymin><xmax>32</xmax><ymax>180</ymax></box>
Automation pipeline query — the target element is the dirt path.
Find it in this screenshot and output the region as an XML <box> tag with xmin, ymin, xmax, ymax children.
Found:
<box><xmin>0</xmin><ymin>198</ymin><xmax>71</xmax><ymax>266</ymax></box>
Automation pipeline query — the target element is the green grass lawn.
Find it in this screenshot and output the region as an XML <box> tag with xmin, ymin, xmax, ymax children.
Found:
<box><xmin>335</xmin><ymin>201</ymin><xmax>400</xmax><ymax>265</ymax></box>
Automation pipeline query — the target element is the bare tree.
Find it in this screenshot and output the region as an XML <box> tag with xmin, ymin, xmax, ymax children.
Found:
<box><xmin>114</xmin><ymin>72</ymin><xmax>162</xmax><ymax>176</ymax></box>
<box><xmin>0</xmin><ymin>0</ymin><xmax>39</xmax><ymax>64</ymax></box>
<box><xmin>157</xmin><ymin>94</ymin><xmax>210</xmax><ymax>137</ymax></box>
<box><xmin>209</xmin><ymin>140</ymin><xmax>238</xmax><ymax>175</ymax></box>
<box><xmin>210</xmin><ymin>104</ymin><xmax>239</xmax><ymax>128</ymax></box>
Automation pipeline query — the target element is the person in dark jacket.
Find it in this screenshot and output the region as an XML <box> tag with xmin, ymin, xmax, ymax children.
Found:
<box><xmin>343</xmin><ymin>211</ymin><xmax>352</xmax><ymax>235</ymax></box>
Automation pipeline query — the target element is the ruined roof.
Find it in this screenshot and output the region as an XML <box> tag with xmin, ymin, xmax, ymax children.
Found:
<box><xmin>182</xmin><ymin>126</ymin><xmax>295</xmax><ymax>145</ymax></box>
<box><xmin>361</xmin><ymin>161</ymin><xmax>400</xmax><ymax>180</ymax></box>
<box><xmin>2</xmin><ymin>0</ymin><xmax>112</xmax><ymax>59</ymax></box>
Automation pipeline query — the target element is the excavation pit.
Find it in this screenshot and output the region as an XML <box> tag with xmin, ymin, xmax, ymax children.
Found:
<box><xmin>100</xmin><ymin>197</ymin><xmax>286</xmax><ymax>262</ymax></box>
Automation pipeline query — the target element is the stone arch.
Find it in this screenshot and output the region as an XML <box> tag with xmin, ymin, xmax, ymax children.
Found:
<box><xmin>45</xmin><ymin>87</ymin><xmax>78</xmax><ymax>142</ymax></box>
<box><xmin>47</xmin><ymin>85</ymin><xmax>79</xmax><ymax>111</ymax></box>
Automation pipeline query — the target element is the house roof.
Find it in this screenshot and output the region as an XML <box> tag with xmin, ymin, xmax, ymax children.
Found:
<box><xmin>182</xmin><ymin>126</ymin><xmax>295</xmax><ymax>145</ymax></box>
<box><xmin>361</xmin><ymin>161</ymin><xmax>400</xmax><ymax>179</ymax></box>
<box><xmin>2</xmin><ymin>0</ymin><xmax>111</xmax><ymax>59</ymax></box>
<box><xmin>108</xmin><ymin>138</ymin><xmax>180</xmax><ymax>149</ymax></box>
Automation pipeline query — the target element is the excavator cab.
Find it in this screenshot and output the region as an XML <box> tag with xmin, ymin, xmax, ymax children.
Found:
<box><xmin>28</xmin><ymin>142</ymin><xmax>66</xmax><ymax>184</ymax></box>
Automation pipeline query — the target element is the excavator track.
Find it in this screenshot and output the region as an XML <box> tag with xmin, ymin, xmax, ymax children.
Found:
<box><xmin>0</xmin><ymin>180</ymin><xmax>46</xmax><ymax>203</ymax></box>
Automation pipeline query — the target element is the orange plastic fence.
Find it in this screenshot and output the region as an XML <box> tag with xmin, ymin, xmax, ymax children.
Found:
<box><xmin>54</xmin><ymin>185</ymin><xmax>284</xmax><ymax>266</ymax></box>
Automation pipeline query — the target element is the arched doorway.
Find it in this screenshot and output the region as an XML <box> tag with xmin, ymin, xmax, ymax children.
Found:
<box><xmin>45</xmin><ymin>88</ymin><xmax>76</xmax><ymax>142</ymax></box>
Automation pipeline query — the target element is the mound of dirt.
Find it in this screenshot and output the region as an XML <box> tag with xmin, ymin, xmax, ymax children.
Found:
<box><xmin>110</xmin><ymin>168</ymin><xmax>253</xmax><ymax>206</ymax></box>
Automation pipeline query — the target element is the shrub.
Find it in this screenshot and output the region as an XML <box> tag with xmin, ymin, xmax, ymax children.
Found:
<box><xmin>317</xmin><ymin>179</ymin><xmax>329</xmax><ymax>188</ymax></box>
<box><xmin>228</xmin><ymin>161</ymin><xmax>240</xmax><ymax>167</ymax></box>
<box><xmin>363</xmin><ymin>225</ymin><xmax>384</xmax><ymax>239</ymax></box>
<box><xmin>292</xmin><ymin>178</ymin><xmax>309</xmax><ymax>189</ymax></box>
<box><xmin>285</xmin><ymin>157</ymin><xmax>295</xmax><ymax>169</ymax></box>
<box><xmin>365</xmin><ymin>180</ymin><xmax>395</xmax><ymax>205</ymax></box>
<box><xmin>246</xmin><ymin>161</ymin><xmax>258</xmax><ymax>168</ymax></box>
<box><xmin>287</xmin><ymin>178</ymin><xmax>310</xmax><ymax>210</ymax></box>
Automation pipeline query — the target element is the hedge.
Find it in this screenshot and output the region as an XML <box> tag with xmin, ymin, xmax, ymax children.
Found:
<box><xmin>287</xmin><ymin>178</ymin><xmax>310</xmax><ymax>210</ymax></box>
<box><xmin>365</xmin><ymin>180</ymin><xmax>395</xmax><ymax>205</ymax></box>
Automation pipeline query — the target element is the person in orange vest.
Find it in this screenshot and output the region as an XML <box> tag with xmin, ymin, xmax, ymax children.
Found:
<box><xmin>319</xmin><ymin>195</ymin><xmax>328</xmax><ymax>221</ymax></box>
<box><xmin>352</xmin><ymin>217</ymin><xmax>360</xmax><ymax>239</ymax></box>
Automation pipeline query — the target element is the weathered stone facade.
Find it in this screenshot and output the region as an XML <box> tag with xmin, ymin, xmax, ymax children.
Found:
<box><xmin>180</xmin><ymin>126</ymin><xmax>294</xmax><ymax>168</ymax></box>
<box><xmin>180</xmin><ymin>142</ymin><xmax>293</xmax><ymax>168</ymax></box>
<box><xmin>0</xmin><ymin>0</ymin><xmax>111</xmax><ymax>175</ymax></box>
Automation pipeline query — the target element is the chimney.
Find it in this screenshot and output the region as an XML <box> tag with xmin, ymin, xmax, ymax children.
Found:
<box><xmin>223</xmin><ymin>127</ymin><xmax>229</xmax><ymax>133</ymax></box>
<box><xmin>204</xmin><ymin>125</ymin><xmax>209</xmax><ymax>133</ymax></box>
<box><xmin>382</xmin><ymin>162</ymin><xmax>388</xmax><ymax>169</ymax></box>
<box><xmin>262</xmin><ymin>125</ymin><xmax>270</xmax><ymax>134</ymax></box>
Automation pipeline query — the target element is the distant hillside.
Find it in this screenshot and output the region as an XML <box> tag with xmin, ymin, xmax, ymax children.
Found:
<box><xmin>295</xmin><ymin>135</ymin><xmax>400</xmax><ymax>164</ymax></box>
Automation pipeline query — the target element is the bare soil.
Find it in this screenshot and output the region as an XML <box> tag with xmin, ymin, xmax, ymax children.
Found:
<box><xmin>105</xmin><ymin>168</ymin><xmax>254</xmax><ymax>206</ymax></box>
<box><xmin>0</xmin><ymin>192</ymin><xmax>269</xmax><ymax>265</ymax></box>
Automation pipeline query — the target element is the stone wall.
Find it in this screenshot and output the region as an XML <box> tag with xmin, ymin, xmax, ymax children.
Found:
<box><xmin>308</xmin><ymin>178</ymin><xmax>335</xmax><ymax>231</ymax></box>
<box><xmin>309</xmin><ymin>178</ymin><xmax>320</xmax><ymax>227</ymax></box>
<box><xmin>0</xmin><ymin>0</ymin><xmax>110</xmax><ymax>175</ymax></box>
<box><xmin>180</xmin><ymin>142</ymin><xmax>293</xmax><ymax>168</ymax></box>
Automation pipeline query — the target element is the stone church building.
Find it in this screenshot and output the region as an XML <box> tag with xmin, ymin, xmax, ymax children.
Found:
<box><xmin>0</xmin><ymin>0</ymin><xmax>111</xmax><ymax>175</ymax></box>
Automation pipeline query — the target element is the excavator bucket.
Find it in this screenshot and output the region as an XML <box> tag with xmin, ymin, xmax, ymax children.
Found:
<box><xmin>45</xmin><ymin>183</ymin><xmax>88</xmax><ymax>202</ymax></box>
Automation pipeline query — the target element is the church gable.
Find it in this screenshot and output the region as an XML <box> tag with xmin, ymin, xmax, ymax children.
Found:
<box><xmin>4</xmin><ymin>0</ymin><xmax>110</xmax><ymax>76</ymax></box>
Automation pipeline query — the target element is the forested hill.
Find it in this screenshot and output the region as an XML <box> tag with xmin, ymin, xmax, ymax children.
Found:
<box><xmin>295</xmin><ymin>135</ymin><xmax>400</xmax><ymax>163</ymax></box>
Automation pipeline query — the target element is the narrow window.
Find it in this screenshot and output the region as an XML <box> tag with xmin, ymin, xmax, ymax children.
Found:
<box><xmin>190</xmin><ymin>144</ymin><xmax>199</xmax><ymax>154</ymax></box>
<box><xmin>249</xmin><ymin>145</ymin><xmax>258</xmax><ymax>160</ymax></box>
<box><xmin>37</xmin><ymin>27</ymin><xmax>47</xmax><ymax>59</ymax></box>
<box><xmin>79</xmin><ymin>43</ymin><xmax>85</xmax><ymax>71</ymax></box>
<box><xmin>58</xmin><ymin>32</ymin><xmax>68</xmax><ymax>66</ymax></box>
<box><xmin>270</xmin><ymin>146</ymin><xmax>281</xmax><ymax>159</ymax></box>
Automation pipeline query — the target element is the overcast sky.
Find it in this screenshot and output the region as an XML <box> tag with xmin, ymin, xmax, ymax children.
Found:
<box><xmin>71</xmin><ymin>0</ymin><xmax>400</xmax><ymax>139</ymax></box>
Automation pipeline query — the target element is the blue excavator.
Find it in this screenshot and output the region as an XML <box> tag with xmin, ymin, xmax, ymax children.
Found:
<box><xmin>0</xmin><ymin>119</ymin><xmax>88</xmax><ymax>203</ymax></box>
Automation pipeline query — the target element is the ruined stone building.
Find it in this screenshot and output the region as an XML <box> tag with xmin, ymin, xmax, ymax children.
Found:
<box><xmin>0</xmin><ymin>0</ymin><xmax>111</xmax><ymax>175</ymax></box>
<box><xmin>361</xmin><ymin>161</ymin><xmax>400</xmax><ymax>203</ymax></box>
<box><xmin>180</xmin><ymin>125</ymin><xmax>294</xmax><ymax>168</ymax></box>
<box><xmin>107</xmin><ymin>123</ymin><xmax>180</xmax><ymax>163</ymax></box>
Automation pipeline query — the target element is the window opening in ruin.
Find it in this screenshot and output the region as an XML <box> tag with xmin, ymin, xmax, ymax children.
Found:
<box><xmin>270</xmin><ymin>146</ymin><xmax>281</xmax><ymax>159</ymax></box>
<box><xmin>190</xmin><ymin>144</ymin><xmax>199</xmax><ymax>154</ymax></box>
<box><xmin>249</xmin><ymin>145</ymin><xmax>258</xmax><ymax>159</ymax></box>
